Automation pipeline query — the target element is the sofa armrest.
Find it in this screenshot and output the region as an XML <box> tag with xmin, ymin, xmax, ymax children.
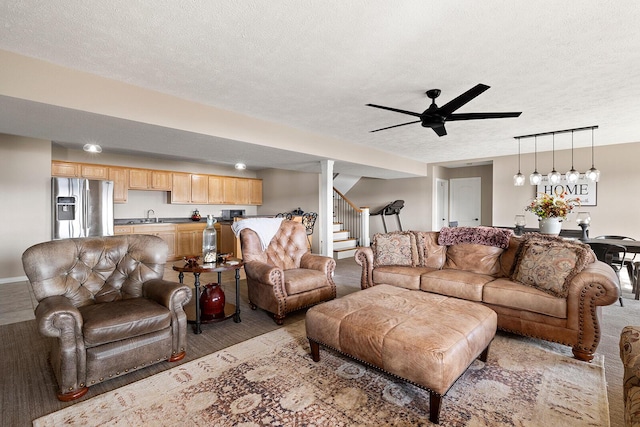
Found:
<box><xmin>35</xmin><ymin>295</ymin><xmax>83</xmax><ymax>338</ymax></box>
<box><xmin>143</xmin><ymin>279</ymin><xmax>192</xmax><ymax>311</ymax></box>
<box><xmin>355</xmin><ymin>247</ymin><xmax>375</xmax><ymax>289</ymax></box>
<box><xmin>300</xmin><ymin>253</ymin><xmax>336</xmax><ymax>278</ymax></box>
<box><xmin>566</xmin><ymin>260</ymin><xmax>620</xmax><ymax>360</ymax></box>
<box><xmin>244</xmin><ymin>260</ymin><xmax>284</xmax><ymax>288</ymax></box>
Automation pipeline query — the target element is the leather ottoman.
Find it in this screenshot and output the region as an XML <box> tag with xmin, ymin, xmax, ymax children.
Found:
<box><xmin>305</xmin><ymin>284</ymin><xmax>497</xmax><ymax>424</ymax></box>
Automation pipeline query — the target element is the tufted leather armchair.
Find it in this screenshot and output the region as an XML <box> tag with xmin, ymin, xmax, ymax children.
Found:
<box><xmin>239</xmin><ymin>220</ymin><xmax>336</xmax><ymax>324</ymax></box>
<box><xmin>22</xmin><ymin>235</ymin><xmax>192</xmax><ymax>401</ymax></box>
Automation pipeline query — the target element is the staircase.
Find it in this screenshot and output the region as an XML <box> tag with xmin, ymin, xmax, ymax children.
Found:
<box><xmin>333</xmin><ymin>222</ymin><xmax>358</xmax><ymax>259</ymax></box>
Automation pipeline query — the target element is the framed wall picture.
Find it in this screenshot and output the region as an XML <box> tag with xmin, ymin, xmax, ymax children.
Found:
<box><xmin>535</xmin><ymin>177</ymin><xmax>597</xmax><ymax>206</ymax></box>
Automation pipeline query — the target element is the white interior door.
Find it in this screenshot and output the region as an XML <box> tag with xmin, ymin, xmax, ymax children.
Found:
<box><xmin>450</xmin><ymin>177</ymin><xmax>481</xmax><ymax>227</ymax></box>
<box><xmin>435</xmin><ymin>179</ymin><xmax>449</xmax><ymax>230</ymax></box>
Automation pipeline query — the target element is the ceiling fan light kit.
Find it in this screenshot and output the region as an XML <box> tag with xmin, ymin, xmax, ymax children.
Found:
<box><xmin>366</xmin><ymin>84</ymin><xmax>522</xmax><ymax>137</ymax></box>
<box><xmin>513</xmin><ymin>125</ymin><xmax>600</xmax><ymax>186</ymax></box>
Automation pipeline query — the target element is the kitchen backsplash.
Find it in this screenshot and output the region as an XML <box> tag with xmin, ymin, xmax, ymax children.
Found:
<box><xmin>114</xmin><ymin>190</ymin><xmax>258</xmax><ymax>219</ymax></box>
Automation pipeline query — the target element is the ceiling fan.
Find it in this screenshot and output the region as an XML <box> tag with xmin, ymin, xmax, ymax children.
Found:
<box><xmin>366</xmin><ymin>83</ymin><xmax>521</xmax><ymax>137</ymax></box>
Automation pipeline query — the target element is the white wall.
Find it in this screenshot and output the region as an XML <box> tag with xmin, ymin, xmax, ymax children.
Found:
<box><xmin>257</xmin><ymin>168</ymin><xmax>320</xmax><ymax>252</ymax></box>
<box><xmin>0</xmin><ymin>135</ymin><xmax>51</xmax><ymax>281</ymax></box>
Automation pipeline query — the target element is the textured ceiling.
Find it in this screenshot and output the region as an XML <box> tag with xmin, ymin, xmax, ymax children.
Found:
<box><xmin>1</xmin><ymin>1</ymin><xmax>639</xmax><ymax>178</ymax></box>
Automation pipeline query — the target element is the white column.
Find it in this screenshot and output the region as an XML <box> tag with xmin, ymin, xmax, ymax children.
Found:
<box><xmin>319</xmin><ymin>160</ymin><xmax>334</xmax><ymax>257</ymax></box>
<box><xmin>360</xmin><ymin>207</ymin><xmax>370</xmax><ymax>247</ymax></box>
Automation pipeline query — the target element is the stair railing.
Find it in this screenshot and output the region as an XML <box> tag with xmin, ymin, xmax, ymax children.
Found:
<box><xmin>333</xmin><ymin>187</ymin><xmax>370</xmax><ymax>247</ymax></box>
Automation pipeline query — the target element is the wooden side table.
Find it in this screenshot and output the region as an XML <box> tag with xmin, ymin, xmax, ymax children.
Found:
<box><xmin>172</xmin><ymin>260</ymin><xmax>244</xmax><ymax>334</ymax></box>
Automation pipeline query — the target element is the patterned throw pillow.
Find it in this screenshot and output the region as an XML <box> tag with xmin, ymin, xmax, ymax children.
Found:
<box><xmin>372</xmin><ymin>232</ymin><xmax>418</xmax><ymax>267</ymax></box>
<box><xmin>511</xmin><ymin>235</ymin><xmax>593</xmax><ymax>298</ymax></box>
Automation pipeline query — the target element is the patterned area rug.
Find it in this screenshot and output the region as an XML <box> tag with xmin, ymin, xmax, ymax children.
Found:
<box><xmin>33</xmin><ymin>321</ymin><xmax>609</xmax><ymax>426</ymax></box>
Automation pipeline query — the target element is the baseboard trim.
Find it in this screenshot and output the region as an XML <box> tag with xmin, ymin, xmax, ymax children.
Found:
<box><xmin>0</xmin><ymin>275</ymin><xmax>28</xmax><ymax>284</ymax></box>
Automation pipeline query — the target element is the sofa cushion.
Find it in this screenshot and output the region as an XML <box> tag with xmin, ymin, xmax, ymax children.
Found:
<box><xmin>79</xmin><ymin>298</ymin><xmax>171</xmax><ymax>348</ymax></box>
<box><xmin>413</xmin><ymin>231</ymin><xmax>446</xmax><ymax>269</ymax></box>
<box><xmin>372</xmin><ymin>232</ymin><xmax>418</xmax><ymax>267</ymax></box>
<box><xmin>373</xmin><ymin>266</ymin><xmax>437</xmax><ymax>290</ymax></box>
<box><xmin>483</xmin><ymin>278</ymin><xmax>567</xmax><ymax>319</ymax></box>
<box><xmin>284</xmin><ymin>268</ymin><xmax>330</xmax><ymax>295</ymax></box>
<box><xmin>420</xmin><ymin>269</ymin><xmax>495</xmax><ymax>301</ymax></box>
<box><xmin>444</xmin><ymin>243</ymin><xmax>503</xmax><ymax>276</ymax></box>
<box><xmin>511</xmin><ymin>236</ymin><xmax>593</xmax><ymax>298</ymax></box>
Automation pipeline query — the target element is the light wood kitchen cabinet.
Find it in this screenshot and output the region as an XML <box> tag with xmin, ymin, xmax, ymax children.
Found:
<box><xmin>128</xmin><ymin>169</ymin><xmax>172</xmax><ymax>190</ymax></box>
<box><xmin>171</xmin><ymin>173</ymin><xmax>208</xmax><ymax>204</ymax></box>
<box><xmin>218</xmin><ymin>222</ymin><xmax>236</xmax><ymax>257</ymax></box>
<box><xmin>191</xmin><ymin>174</ymin><xmax>209</xmax><ymax>204</ymax></box>
<box><xmin>234</xmin><ymin>178</ymin><xmax>263</xmax><ymax>205</ymax></box>
<box><xmin>249</xmin><ymin>179</ymin><xmax>263</xmax><ymax>205</ymax></box>
<box><xmin>80</xmin><ymin>164</ymin><xmax>108</xmax><ymax>180</ymax></box>
<box><xmin>208</xmin><ymin>176</ymin><xmax>224</xmax><ymax>204</ymax></box>
<box><xmin>115</xmin><ymin>223</ymin><xmax>177</xmax><ymax>260</ymax></box>
<box><xmin>109</xmin><ymin>167</ymin><xmax>128</xmax><ymax>203</ymax></box>
<box><xmin>128</xmin><ymin>169</ymin><xmax>150</xmax><ymax>189</ymax></box>
<box><xmin>171</xmin><ymin>173</ymin><xmax>192</xmax><ymax>203</ymax></box>
<box><xmin>176</xmin><ymin>222</ymin><xmax>206</xmax><ymax>257</ymax></box>
<box><xmin>222</xmin><ymin>177</ymin><xmax>237</xmax><ymax>204</ymax></box>
<box><xmin>52</xmin><ymin>161</ymin><xmax>79</xmax><ymax>177</ymax></box>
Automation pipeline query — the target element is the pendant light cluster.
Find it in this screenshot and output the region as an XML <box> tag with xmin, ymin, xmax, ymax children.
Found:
<box><xmin>513</xmin><ymin>125</ymin><xmax>599</xmax><ymax>186</ymax></box>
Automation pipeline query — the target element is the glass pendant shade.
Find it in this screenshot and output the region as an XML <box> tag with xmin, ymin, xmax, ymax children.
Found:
<box><xmin>513</xmin><ymin>172</ymin><xmax>525</xmax><ymax>186</ymax></box>
<box><xmin>586</xmin><ymin>128</ymin><xmax>600</xmax><ymax>182</ymax></box>
<box><xmin>566</xmin><ymin>168</ymin><xmax>580</xmax><ymax>183</ymax></box>
<box><xmin>529</xmin><ymin>171</ymin><xmax>542</xmax><ymax>185</ymax></box>
<box><xmin>548</xmin><ymin>170</ymin><xmax>561</xmax><ymax>184</ymax></box>
<box><xmin>586</xmin><ymin>166</ymin><xmax>600</xmax><ymax>182</ymax></box>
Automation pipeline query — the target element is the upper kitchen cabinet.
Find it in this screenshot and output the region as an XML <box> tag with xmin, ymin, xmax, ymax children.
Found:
<box><xmin>108</xmin><ymin>167</ymin><xmax>128</xmax><ymax>203</ymax></box>
<box><xmin>200</xmin><ymin>176</ymin><xmax>263</xmax><ymax>205</ymax></box>
<box><xmin>128</xmin><ymin>168</ymin><xmax>172</xmax><ymax>191</ymax></box>
<box><xmin>171</xmin><ymin>173</ymin><xmax>208</xmax><ymax>204</ymax></box>
<box><xmin>51</xmin><ymin>161</ymin><xmax>79</xmax><ymax>177</ymax></box>
<box><xmin>207</xmin><ymin>176</ymin><xmax>224</xmax><ymax>204</ymax></box>
<box><xmin>52</xmin><ymin>161</ymin><xmax>109</xmax><ymax>180</ymax></box>
<box><xmin>234</xmin><ymin>178</ymin><xmax>263</xmax><ymax>205</ymax></box>
<box><xmin>80</xmin><ymin>164</ymin><xmax>109</xmax><ymax>180</ymax></box>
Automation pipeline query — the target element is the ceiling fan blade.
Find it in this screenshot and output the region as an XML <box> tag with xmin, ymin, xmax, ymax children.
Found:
<box><xmin>447</xmin><ymin>112</ymin><xmax>522</xmax><ymax>121</ymax></box>
<box><xmin>432</xmin><ymin>125</ymin><xmax>447</xmax><ymax>137</ymax></box>
<box><xmin>370</xmin><ymin>120</ymin><xmax>421</xmax><ymax>133</ymax></box>
<box><xmin>366</xmin><ymin>104</ymin><xmax>422</xmax><ymax>118</ymax></box>
<box><xmin>437</xmin><ymin>84</ymin><xmax>490</xmax><ymax>116</ymax></box>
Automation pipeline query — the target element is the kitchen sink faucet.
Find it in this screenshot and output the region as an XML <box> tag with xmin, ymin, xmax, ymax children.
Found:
<box><xmin>147</xmin><ymin>209</ymin><xmax>157</xmax><ymax>223</ymax></box>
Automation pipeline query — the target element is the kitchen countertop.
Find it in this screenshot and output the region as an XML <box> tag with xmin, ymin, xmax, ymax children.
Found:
<box><xmin>114</xmin><ymin>217</ymin><xmax>233</xmax><ymax>225</ymax></box>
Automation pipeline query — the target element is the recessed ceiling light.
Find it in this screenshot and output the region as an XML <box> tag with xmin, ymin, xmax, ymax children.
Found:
<box><xmin>83</xmin><ymin>143</ymin><xmax>102</xmax><ymax>153</ymax></box>
<box><xmin>234</xmin><ymin>163</ymin><xmax>246</xmax><ymax>170</ymax></box>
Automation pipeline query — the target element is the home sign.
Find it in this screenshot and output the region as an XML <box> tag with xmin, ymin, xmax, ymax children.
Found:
<box><xmin>535</xmin><ymin>177</ymin><xmax>597</xmax><ymax>206</ymax></box>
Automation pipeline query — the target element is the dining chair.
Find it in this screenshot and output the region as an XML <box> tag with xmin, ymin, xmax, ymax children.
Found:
<box><xmin>594</xmin><ymin>235</ymin><xmax>636</xmax><ymax>291</ymax></box>
<box><xmin>589</xmin><ymin>241</ymin><xmax>626</xmax><ymax>306</ymax></box>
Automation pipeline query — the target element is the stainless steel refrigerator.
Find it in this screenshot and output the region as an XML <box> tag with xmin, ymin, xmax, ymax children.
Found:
<box><xmin>52</xmin><ymin>177</ymin><xmax>114</xmax><ymax>239</ymax></box>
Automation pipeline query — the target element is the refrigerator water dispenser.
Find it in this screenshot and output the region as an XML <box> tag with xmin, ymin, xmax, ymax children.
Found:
<box><xmin>56</xmin><ymin>196</ymin><xmax>76</xmax><ymax>221</ymax></box>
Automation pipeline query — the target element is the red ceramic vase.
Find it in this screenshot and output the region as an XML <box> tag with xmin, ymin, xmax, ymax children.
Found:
<box><xmin>200</xmin><ymin>283</ymin><xmax>225</xmax><ymax>320</ymax></box>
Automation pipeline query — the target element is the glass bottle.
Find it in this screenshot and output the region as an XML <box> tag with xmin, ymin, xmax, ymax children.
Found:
<box><xmin>202</xmin><ymin>215</ymin><xmax>217</xmax><ymax>264</ymax></box>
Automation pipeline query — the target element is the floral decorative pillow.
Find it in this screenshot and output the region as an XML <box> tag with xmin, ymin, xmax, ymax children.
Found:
<box><xmin>372</xmin><ymin>232</ymin><xmax>418</xmax><ymax>267</ymax></box>
<box><xmin>511</xmin><ymin>236</ymin><xmax>593</xmax><ymax>298</ymax></box>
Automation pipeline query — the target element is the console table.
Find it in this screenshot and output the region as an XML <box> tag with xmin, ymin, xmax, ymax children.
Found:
<box><xmin>172</xmin><ymin>260</ymin><xmax>244</xmax><ymax>334</ymax></box>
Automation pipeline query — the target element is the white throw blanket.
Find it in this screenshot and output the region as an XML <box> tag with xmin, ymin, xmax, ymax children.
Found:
<box><xmin>231</xmin><ymin>218</ymin><xmax>284</xmax><ymax>251</ymax></box>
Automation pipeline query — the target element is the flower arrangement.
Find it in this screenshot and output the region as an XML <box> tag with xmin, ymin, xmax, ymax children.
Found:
<box><xmin>525</xmin><ymin>191</ymin><xmax>580</xmax><ymax>220</ymax></box>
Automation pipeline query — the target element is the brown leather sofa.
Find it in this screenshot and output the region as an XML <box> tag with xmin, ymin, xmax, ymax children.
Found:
<box><xmin>355</xmin><ymin>229</ymin><xmax>620</xmax><ymax>362</ymax></box>
<box><xmin>22</xmin><ymin>235</ymin><xmax>192</xmax><ymax>401</ymax></box>
<box><xmin>239</xmin><ymin>220</ymin><xmax>336</xmax><ymax>324</ymax></box>
<box><xmin>620</xmin><ymin>326</ymin><xmax>640</xmax><ymax>426</ymax></box>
